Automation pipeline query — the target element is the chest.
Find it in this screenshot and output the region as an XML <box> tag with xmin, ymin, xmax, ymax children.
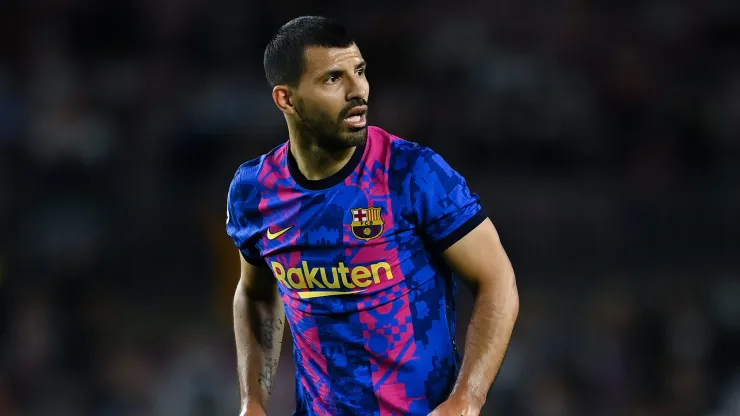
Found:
<box><xmin>257</xmin><ymin>188</ymin><xmax>419</xmax><ymax>301</ymax></box>
<box><xmin>257</xmin><ymin>187</ymin><xmax>415</xmax><ymax>257</ymax></box>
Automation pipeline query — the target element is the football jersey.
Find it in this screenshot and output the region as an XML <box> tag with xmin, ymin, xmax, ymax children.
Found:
<box><xmin>226</xmin><ymin>126</ymin><xmax>486</xmax><ymax>416</ymax></box>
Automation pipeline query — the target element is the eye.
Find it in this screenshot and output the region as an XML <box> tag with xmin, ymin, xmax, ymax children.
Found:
<box><xmin>326</xmin><ymin>75</ymin><xmax>340</xmax><ymax>84</ymax></box>
<box><xmin>357</xmin><ymin>68</ymin><xmax>365</xmax><ymax>77</ymax></box>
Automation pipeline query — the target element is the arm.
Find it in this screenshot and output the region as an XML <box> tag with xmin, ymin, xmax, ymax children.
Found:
<box><xmin>403</xmin><ymin>145</ymin><xmax>518</xmax><ymax>414</ymax></box>
<box><xmin>234</xmin><ymin>255</ymin><xmax>285</xmax><ymax>415</ymax></box>
<box><xmin>431</xmin><ymin>219</ymin><xmax>519</xmax><ymax>415</ymax></box>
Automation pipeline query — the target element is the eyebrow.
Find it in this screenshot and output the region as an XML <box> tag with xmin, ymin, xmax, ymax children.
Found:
<box><xmin>318</xmin><ymin>61</ymin><xmax>367</xmax><ymax>79</ymax></box>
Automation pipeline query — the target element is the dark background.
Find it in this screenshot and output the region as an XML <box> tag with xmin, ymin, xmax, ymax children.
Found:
<box><xmin>1</xmin><ymin>1</ymin><xmax>739</xmax><ymax>415</ymax></box>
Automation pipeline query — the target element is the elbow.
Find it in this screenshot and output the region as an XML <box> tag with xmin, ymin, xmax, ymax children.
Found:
<box><xmin>233</xmin><ymin>286</ymin><xmax>247</xmax><ymax>315</ymax></box>
<box><xmin>509</xmin><ymin>281</ymin><xmax>519</xmax><ymax>322</ymax></box>
<box><xmin>506</xmin><ymin>271</ymin><xmax>519</xmax><ymax>321</ymax></box>
<box><xmin>486</xmin><ymin>271</ymin><xmax>519</xmax><ymax>321</ymax></box>
<box><xmin>233</xmin><ymin>278</ymin><xmax>256</xmax><ymax>313</ymax></box>
<box><xmin>474</xmin><ymin>270</ymin><xmax>519</xmax><ymax>320</ymax></box>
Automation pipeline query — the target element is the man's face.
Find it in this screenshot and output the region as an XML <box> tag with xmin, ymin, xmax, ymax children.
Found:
<box><xmin>293</xmin><ymin>44</ymin><xmax>369</xmax><ymax>151</ymax></box>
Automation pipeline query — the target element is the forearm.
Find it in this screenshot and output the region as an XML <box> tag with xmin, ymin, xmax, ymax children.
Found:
<box><xmin>233</xmin><ymin>279</ymin><xmax>285</xmax><ymax>410</ymax></box>
<box><xmin>452</xmin><ymin>276</ymin><xmax>519</xmax><ymax>408</ymax></box>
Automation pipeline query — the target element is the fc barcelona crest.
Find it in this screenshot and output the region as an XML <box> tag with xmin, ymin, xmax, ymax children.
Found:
<box><xmin>350</xmin><ymin>207</ymin><xmax>384</xmax><ymax>241</ymax></box>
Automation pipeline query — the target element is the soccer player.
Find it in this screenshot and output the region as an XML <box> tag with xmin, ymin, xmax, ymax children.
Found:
<box><xmin>226</xmin><ymin>16</ymin><xmax>519</xmax><ymax>416</ymax></box>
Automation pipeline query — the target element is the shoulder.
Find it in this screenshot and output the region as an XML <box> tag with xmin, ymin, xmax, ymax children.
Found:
<box><xmin>386</xmin><ymin>133</ymin><xmax>449</xmax><ymax>179</ymax></box>
<box><xmin>226</xmin><ymin>144</ymin><xmax>288</xmax><ymax>234</ymax></box>
<box><xmin>368</xmin><ymin>125</ymin><xmax>437</xmax><ymax>171</ymax></box>
<box><xmin>227</xmin><ymin>142</ymin><xmax>289</xmax><ymax>225</ymax></box>
<box><xmin>380</xmin><ymin>128</ymin><xmax>468</xmax><ymax>196</ymax></box>
<box><xmin>228</xmin><ymin>142</ymin><xmax>289</xmax><ymax>197</ymax></box>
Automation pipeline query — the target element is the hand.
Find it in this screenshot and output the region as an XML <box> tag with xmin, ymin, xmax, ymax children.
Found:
<box><xmin>427</xmin><ymin>393</ymin><xmax>482</xmax><ymax>416</ymax></box>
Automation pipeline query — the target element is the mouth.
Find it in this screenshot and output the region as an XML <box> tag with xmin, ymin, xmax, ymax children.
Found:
<box><xmin>343</xmin><ymin>105</ymin><xmax>368</xmax><ymax>128</ymax></box>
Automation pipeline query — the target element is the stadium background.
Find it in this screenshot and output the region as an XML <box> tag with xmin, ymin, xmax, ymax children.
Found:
<box><xmin>1</xmin><ymin>1</ymin><xmax>739</xmax><ymax>415</ymax></box>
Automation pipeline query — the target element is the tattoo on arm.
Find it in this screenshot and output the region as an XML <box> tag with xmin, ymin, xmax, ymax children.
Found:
<box><xmin>257</xmin><ymin>316</ymin><xmax>283</xmax><ymax>396</ymax></box>
<box><xmin>258</xmin><ymin>358</ymin><xmax>279</xmax><ymax>395</ymax></box>
<box><xmin>260</xmin><ymin>317</ymin><xmax>284</xmax><ymax>352</ymax></box>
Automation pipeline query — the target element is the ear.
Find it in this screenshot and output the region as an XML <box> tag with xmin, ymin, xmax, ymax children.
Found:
<box><xmin>272</xmin><ymin>85</ymin><xmax>296</xmax><ymax>116</ymax></box>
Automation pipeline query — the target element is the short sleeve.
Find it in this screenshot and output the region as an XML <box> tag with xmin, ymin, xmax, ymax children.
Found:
<box><xmin>410</xmin><ymin>147</ymin><xmax>487</xmax><ymax>252</ymax></box>
<box><xmin>225</xmin><ymin>167</ymin><xmax>264</xmax><ymax>265</ymax></box>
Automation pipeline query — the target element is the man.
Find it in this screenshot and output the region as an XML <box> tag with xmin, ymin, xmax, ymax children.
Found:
<box><xmin>226</xmin><ymin>16</ymin><xmax>519</xmax><ymax>416</ymax></box>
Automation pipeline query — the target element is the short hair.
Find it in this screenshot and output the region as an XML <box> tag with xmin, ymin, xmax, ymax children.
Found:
<box><xmin>263</xmin><ymin>16</ymin><xmax>355</xmax><ymax>88</ymax></box>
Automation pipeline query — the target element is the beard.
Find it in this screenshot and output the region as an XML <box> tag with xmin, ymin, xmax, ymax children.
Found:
<box><xmin>294</xmin><ymin>98</ymin><xmax>368</xmax><ymax>151</ymax></box>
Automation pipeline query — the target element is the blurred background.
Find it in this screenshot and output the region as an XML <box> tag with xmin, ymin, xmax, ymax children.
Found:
<box><xmin>1</xmin><ymin>0</ymin><xmax>739</xmax><ymax>415</ymax></box>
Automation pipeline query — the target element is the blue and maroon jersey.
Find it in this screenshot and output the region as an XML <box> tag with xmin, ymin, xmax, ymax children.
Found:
<box><xmin>226</xmin><ymin>126</ymin><xmax>486</xmax><ymax>416</ymax></box>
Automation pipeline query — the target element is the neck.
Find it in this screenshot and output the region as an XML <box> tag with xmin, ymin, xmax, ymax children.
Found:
<box><xmin>288</xmin><ymin>126</ymin><xmax>356</xmax><ymax>181</ymax></box>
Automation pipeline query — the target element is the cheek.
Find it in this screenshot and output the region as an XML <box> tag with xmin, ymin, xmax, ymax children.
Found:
<box><xmin>306</xmin><ymin>101</ymin><xmax>341</xmax><ymax>125</ymax></box>
<box><xmin>299</xmin><ymin>97</ymin><xmax>327</xmax><ymax>117</ymax></box>
<box><xmin>316</xmin><ymin>101</ymin><xmax>344</xmax><ymax>123</ymax></box>
<box><xmin>315</xmin><ymin>94</ymin><xmax>345</xmax><ymax>119</ymax></box>
<box><xmin>314</xmin><ymin>99</ymin><xmax>340</xmax><ymax>120</ymax></box>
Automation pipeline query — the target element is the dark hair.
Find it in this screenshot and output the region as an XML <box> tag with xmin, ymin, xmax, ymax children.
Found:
<box><xmin>263</xmin><ymin>16</ymin><xmax>355</xmax><ymax>87</ymax></box>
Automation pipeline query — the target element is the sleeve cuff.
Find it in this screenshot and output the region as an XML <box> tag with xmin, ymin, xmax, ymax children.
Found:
<box><xmin>241</xmin><ymin>251</ymin><xmax>266</xmax><ymax>267</ymax></box>
<box><xmin>429</xmin><ymin>209</ymin><xmax>488</xmax><ymax>253</ymax></box>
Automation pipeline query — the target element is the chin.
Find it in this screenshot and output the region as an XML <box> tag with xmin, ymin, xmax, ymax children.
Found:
<box><xmin>317</xmin><ymin>126</ymin><xmax>367</xmax><ymax>151</ymax></box>
<box><xmin>342</xmin><ymin>126</ymin><xmax>368</xmax><ymax>146</ymax></box>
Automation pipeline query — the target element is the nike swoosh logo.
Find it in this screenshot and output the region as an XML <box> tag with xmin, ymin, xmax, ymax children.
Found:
<box><xmin>266</xmin><ymin>226</ymin><xmax>293</xmax><ymax>240</ymax></box>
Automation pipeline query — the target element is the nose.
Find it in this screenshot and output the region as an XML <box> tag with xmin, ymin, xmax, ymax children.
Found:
<box><xmin>345</xmin><ymin>74</ymin><xmax>368</xmax><ymax>102</ymax></box>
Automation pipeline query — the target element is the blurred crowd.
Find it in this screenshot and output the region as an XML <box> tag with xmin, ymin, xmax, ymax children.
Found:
<box><xmin>0</xmin><ymin>0</ymin><xmax>739</xmax><ymax>415</ymax></box>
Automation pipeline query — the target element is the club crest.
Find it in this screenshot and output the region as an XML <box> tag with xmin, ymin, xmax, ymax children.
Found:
<box><xmin>350</xmin><ymin>207</ymin><xmax>384</xmax><ymax>241</ymax></box>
